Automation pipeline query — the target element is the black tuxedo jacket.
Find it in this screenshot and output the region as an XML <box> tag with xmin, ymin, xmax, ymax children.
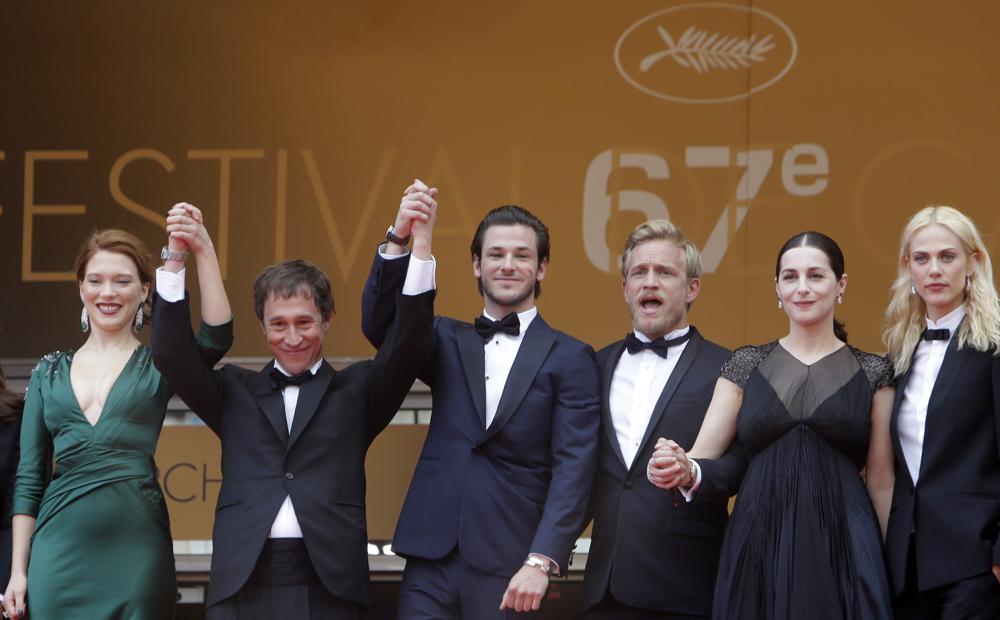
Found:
<box><xmin>362</xmin><ymin>252</ymin><xmax>601</xmax><ymax>576</ymax></box>
<box><xmin>885</xmin><ymin>338</ymin><xmax>1000</xmax><ymax>594</ymax></box>
<box><xmin>151</xmin><ymin>289</ymin><xmax>433</xmax><ymax>607</ymax></box>
<box><xmin>582</xmin><ymin>330</ymin><xmax>744</xmax><ymax>615</ymax></box>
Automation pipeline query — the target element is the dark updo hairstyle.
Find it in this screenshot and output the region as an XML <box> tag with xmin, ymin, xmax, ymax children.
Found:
<box><xmin>74</xmin><ymin>229</ymin><xmax>155</xmax><ymax>328</ymax></box>
<box><xmin>0</xmin><ymin>364</ymin><xmax>23</xmax><ymax>424</ymax></box>
<box><xmin>775</xmin><ymin>231</ymin><xmax>848</xmax><ymax>343</ymax></box>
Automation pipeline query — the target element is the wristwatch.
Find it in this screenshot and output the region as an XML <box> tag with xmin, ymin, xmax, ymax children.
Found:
<box><xmin>523</xmin><ymin>556</ymin><xmax>553</xmax><ymax>576</ymax></box>
<box><xmin>161</xmin><ymin>246</ymin><xmax>189</xmax><ymax>262</ymax></box>
<box><xmin>385</xmin><ymin>225</ymin><xmax>411</xmax><ymax>246</ymax></box>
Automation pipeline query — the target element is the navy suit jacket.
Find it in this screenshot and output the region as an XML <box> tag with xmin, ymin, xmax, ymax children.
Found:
<box><xmin>362</xmin><ymin>252</ymin><xmax>601</xmax><ymax>576</ymax></box>
<box><xmin>152</xmin><ymin>288</ymin><xmax>433</xmax><ymax>607</ymax></box>
<box><xmin>582</xmin><ymin>331</ymin><xmax>744</xmax><ymax>615</ymax></box>
<box><xmin>885</xmin><ymin>337</ymin><xmax>1000</xmax><ymax>594</ymax></box>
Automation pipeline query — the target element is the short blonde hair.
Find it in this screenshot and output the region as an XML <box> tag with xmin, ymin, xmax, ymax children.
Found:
<box><xmin>882</xmin><ymin>205</ymin><xmax>1000</xmax><ymax>375</ymax></box>
<box><xmin>620</xmin><ymin>219</ymin><xmax>702</xmax><ymax>280</ymax></box>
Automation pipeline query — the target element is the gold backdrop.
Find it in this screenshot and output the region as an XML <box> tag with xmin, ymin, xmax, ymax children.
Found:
<box><xmin>2</xmin><ymin>1</ymin><xmax>998</xmax><ymax>538</ymax></box>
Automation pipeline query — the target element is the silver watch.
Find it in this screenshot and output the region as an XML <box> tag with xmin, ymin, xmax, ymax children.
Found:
<box><xmin>161</xmin><ymin>246</ymin><xmax>189</xmax><ymax>262</ymax></box>
<box><xmin>523</xmin><ymin>556</ymin><xmax>552</xmax><ymax>575</ymax></box>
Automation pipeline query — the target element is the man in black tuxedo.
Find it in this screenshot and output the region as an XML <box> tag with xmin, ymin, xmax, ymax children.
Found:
<box><xmin>582</xmin><ymin>220</ymin><xmax>744</xmax><ymax>620</ymax></box>
<box><xmin>151</xmin><ymin>197</ymin><xmax>436</xmax><ymax>619</ymax></box>
<box><xmin>362</xmin><ymin>185</ymin><xmax>601</xmax><ymax>618</ymax></box>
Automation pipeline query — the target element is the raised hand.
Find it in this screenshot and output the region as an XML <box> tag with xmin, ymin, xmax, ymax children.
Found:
<box><xmin>647</xmin><ymin>438</ymin><xmax>692</xmax><ymax>490</ymax></box>
<box><xmin>389</xmin><ymin>179</ymin><xmax>437</xmax><ymax>259</ymax></box>
<box><xmin>166</xmin><ymin>202</ymin><xmax>214</xmax><ymax>258</ymax></box>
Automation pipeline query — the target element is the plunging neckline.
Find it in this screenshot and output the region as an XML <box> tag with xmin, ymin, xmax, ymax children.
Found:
<box><xmin>68</xmin><ymin>346</ymin><xmax>142</xmax><ymax>428</ymax></box>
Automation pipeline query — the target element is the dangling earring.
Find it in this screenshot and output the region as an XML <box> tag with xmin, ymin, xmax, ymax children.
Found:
<box><xmin>777</xmin><ymin>297</ymin><xmax>783</xmax><ymax>309</ymax></box>
<box><xmin>910</xmin><ymin>281</ymin><xmax>916</xmax><ymax>295</ymax></box>
<box><xmin>134</xmin><ymin>306</ymin><xmax>144</xmax><ymax>333</ymax></box>
<box><xmin>965</xmin><ymin>275</ymin><xmax>972</xmax><ymax>292</ymax></box>
<box><xmin>80</xmin><ymin>307</ymin><xmax>90</xmax><ymax>333</ymax></box>
<box><xmin>837</xmin><ymin>291</ymin><xmax>844</xmax><ymax>304</ymax></box>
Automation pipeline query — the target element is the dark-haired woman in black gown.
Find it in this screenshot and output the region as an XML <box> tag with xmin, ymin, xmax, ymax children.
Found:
<box><xmin>648</xmin><ymin>231</ymin><xmax>896</xmax><ymax>619</ymax></box>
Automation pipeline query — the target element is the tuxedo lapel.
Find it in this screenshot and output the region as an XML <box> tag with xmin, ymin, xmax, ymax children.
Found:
<box><xmin>918</xmin><ymin>337</ymin><xmax>965</xmax><ymax>480</ymax></box>
<box><xmin>456</xmin><ymin>323</ymin><xmax>488</xmax><ymax>428</ymax></box>
<box><xmin>249</xmin><ymin>361</ymin><xmax>290</xmax><ymax>445</ymax></box>
<box><xmin>601</xmin><ymin>340</ymin><xmax>628</xmax><ymax>470</ymax></box>
<box><xmin>890</xmin><ymin>363</ymin><xmax>912</xmax><ymax>484</ymax></box>
<box><xmin>288</xmin><ymin>361</ymin><xmax>335</xmax><ymax>449</ymax></box>
<box><xmin>629</xmin><ymin>329</ymin><xmax>703</xmax><ymax>475</ymax></box>
<box><xmin>477</xmin><ymin>316</ymin><xmax>557</xmax><ymax>446</ymax></box>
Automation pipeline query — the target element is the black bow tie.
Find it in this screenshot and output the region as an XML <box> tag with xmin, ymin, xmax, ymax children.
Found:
<box><xmin>474</xmin><ymin>313</ymin><xmax>521</xmax><ymax>342</ymax></box>
<box><xmin>624</xmin><ymin>331</ymin><xmax>692</xmax><ymax>358</ymax></box>
<box><xmin>270</xmin><ymin>367</ymin><xmax>315</xmax><ymax>390</ymax></box>
<box><xmin>922</xmin><ymin>328</ymin><xmax>951</xmax><ymax>341</ymax></box>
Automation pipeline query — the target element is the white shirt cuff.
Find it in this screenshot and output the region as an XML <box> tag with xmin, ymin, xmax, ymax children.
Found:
<box><xmin>403</xmin><ymin>255</ymin><xmax>436</xmax><ymax>296</ymax></box>
<box><xmin>378</xmin><ymin>242</ymin><xmax>408</xmax><ymax>260</ymax></box>
<box><xmin>156</xmin><ymin>267</ymin><xmax>186</xmax><ymax>303</ymax></box>
<box><xmin>678</xmin><ymin>459</ymin><xmax>702</xmax><ymax>502</ymax></box>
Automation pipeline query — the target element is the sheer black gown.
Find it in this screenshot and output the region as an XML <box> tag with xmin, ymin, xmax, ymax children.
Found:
<box><xmin>708</xmin><ymin>342</ymin><xmax>893</xmax><ymax>619</ymax></box>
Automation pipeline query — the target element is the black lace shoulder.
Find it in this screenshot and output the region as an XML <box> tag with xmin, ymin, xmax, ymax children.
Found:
<box><xmin>720</xmin><ymin>342</ymin><xmax>778</xmax><ymax>389</ymax></box>
<box><xmin>847</xmin><ymin>346</ymin><xmax>894</xmax><ymax>391</ymax></box>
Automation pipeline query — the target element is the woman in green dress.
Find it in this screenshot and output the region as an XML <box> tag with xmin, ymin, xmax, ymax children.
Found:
<box><xmin>3</xmin><ymin>204</ymin><xmax>231</xmax><ymax>619</ymax></box>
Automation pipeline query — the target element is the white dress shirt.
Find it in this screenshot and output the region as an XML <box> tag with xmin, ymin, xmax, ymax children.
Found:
<box><xmin>482</xmin><ymin>308</ymin><xmax>537</xmax><ymax>428</ymax></box>
<box><xmin>267</xmin><ymin>359</ymin><xmax>322</xmax><ymax>538</ymax></box>
<box><xmin>897</xmin><ymin>304</ymin><xmax>966</xmax><ymax>484</ymax></box>
<box><xmin>611</xmin><ymin>326</ymin><xmax>690</xmax><ymax>468</ymax></box>
<box><xmin>156</xmin><ymin>249</ymin><xmax>436</xmax><ymax>539</ymax></box>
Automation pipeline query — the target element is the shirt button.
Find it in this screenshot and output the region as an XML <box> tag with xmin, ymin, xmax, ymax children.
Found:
<box><xmin>284</xmin><ymin>472</ymin><xmax>295</xmax><ymax>480</ymax></box>
<box><xmin>485</xmin><ymin>376</ymin><xmax>490</xmax><ymax>381</ymax></box>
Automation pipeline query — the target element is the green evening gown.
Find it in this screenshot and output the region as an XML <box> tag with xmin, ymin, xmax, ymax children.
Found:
<box><xmin>13</xmin><ymin>323</ymin><xmax>231</xmax><ymax>619</ymax></box>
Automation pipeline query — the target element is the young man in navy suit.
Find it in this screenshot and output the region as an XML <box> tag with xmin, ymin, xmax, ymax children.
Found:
<box><xmin>362</xmin><ymin>181</ymin><xmax>601</xmax><ymax>618</ymax></box>
<box><xmin>582</xmin><ymin>220</ymin><xmax>743</xmax><ymax>620</ymax></box>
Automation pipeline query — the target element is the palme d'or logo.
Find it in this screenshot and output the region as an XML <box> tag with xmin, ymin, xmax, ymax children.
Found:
<box><xmin>615</xmin><ymin>3</ymin><xmax>797</xmax><ymax>104</ymax></box>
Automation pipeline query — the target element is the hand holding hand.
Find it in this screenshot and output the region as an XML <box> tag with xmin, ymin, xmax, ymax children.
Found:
<box><xmin>499</xmin><ymin>564</ymin><xmax>549</xmax><ymax>613</ymax></box>
<box><xmin>167</xmin><ymin>202</ymin><xmax>213</xmax><ymax>257</ymax></box>
<box><xmin>647</xmin><ymin>438</ymin><xmax>691</xmax><ymax>490</ymax></box>
<box><xmin>3</xmin><ymin>572</ymin><xmax>27</xmax><ymax>619</ymax></box>
<box><xmin>392</xmin><ymin>179</ymin><xmax>437</xmax><ymax>253</ymax></box>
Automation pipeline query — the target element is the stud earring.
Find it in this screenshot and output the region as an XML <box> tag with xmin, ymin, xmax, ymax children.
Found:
<box><xmin>134</xmin><ymin>306</ymin><xmax>144</xmax><ymax>333</ymax></box>
<box><xmin>81</xmin><ymin>307</ymin><xmax>90</xmax><ymax>333</ymax></box>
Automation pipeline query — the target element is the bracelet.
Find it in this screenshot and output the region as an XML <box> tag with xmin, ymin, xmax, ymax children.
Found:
<box><xmin>161</xmin><ymin>246</ymin><xmax>189</xmax><ymax>262</ymax></box>
<box><xmin>686</xmin><ymin>460</ymin><xmax>697</xmax><ymax>487</ymax></box>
